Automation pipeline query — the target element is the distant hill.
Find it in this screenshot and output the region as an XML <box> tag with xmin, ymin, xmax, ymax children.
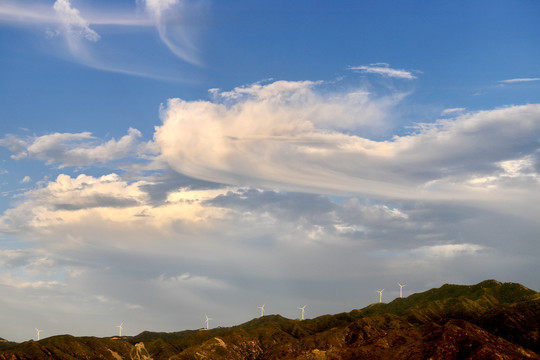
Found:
<box><xmin>0</xmin><ymin>337</ymin><xmax>17</xmax><ymax>350</ymax></box>
<box><xmin>1</xmin><ymin>279</ymin><xmax>539</xmax><ymax>359</ymax></box>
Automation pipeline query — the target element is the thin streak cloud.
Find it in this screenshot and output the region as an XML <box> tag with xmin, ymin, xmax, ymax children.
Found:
<box><xmin>141</xmin><ymin>0</ymin><xmax>202</xmax><ymax>66</ymax></box>
<box><xmin>499</xmin><ymin>78</ymin><xmax>540</xmax><ymax>84</ymax></box>
<box><xmin>0</xmin><ymin>1</ymin><xmax>151</xmax><ymax>27</ymax></box>
<box><xmin>442</xmin><ymin>108</ymin><xmax>466</xmax><ymax>115</ymax></box>
<box><xmin>349</xmin><ymin>63</ymin><xmax>417</xmax><ymax>79</ymax></box>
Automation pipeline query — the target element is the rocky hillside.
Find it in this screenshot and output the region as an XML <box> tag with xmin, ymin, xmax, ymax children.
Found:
<box><xmin>1</xmin><ymin>280</ymin><xmax>539</xmax><ymax>359</ymax></box>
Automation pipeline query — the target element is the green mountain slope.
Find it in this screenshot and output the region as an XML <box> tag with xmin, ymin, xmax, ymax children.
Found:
<box><xmin>1</xmin><ymin>280</ymin><xmax>539</xmax><ymax>359</ymax></box>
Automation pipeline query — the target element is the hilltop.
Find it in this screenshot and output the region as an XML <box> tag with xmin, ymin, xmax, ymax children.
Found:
<box><xmin>1</xmin><ymin>280</ymin><xmax>539</xmax><ymax>359</ymax></box>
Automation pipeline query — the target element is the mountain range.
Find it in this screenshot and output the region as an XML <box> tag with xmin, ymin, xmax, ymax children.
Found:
<box><xmin>1</xmin><ymin>280</ymin><xmax>539</xmax><ymax>359</ymax></box>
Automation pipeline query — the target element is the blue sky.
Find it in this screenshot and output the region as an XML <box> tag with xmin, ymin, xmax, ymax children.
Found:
<box><xmin>1</xmin><ymin>0</ymin><xmax>540</xmax><ymax>342</ymax></box>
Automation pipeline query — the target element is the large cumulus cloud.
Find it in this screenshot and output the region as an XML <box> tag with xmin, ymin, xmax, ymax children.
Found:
<box><xmin>154</xmin><ymin>80</ymin><xmax>540</xmax><ymax>207</ymax></box>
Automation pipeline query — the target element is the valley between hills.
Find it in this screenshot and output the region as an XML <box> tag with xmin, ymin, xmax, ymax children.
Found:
<box><xmin>1</xmin><ymin>280</ymin><xmax>539</xmax><ymax>359</ymax></box>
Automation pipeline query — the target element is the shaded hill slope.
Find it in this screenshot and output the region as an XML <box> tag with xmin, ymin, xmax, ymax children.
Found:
<box><xmin>1</xmin><ymin>280</ymin><xmax>539</xmax><ymax>359</ymax></box>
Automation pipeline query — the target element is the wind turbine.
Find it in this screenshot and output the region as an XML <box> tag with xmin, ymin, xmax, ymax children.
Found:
<box><xmin>35</xmin><ymin>328</ymin><xmax>42</xmax><ymax>341</ymax></box>
<box><xmin>376</xmin><ymin>289</ymin><xmax>384</xmax><ymax>303</ymax></box>
<box><xmin>205</xmin><ymin>314</ymin><xmax>212</xmax><ymax>330</ymax></box>
<box><xmin>115</xmin><ymin>322</ymin><xmax>124</xmax><ymax>337</ymax></box>
<box><xmin>298</xmin><ymin>305</ymin><xmax>307</xmax><ymax>320</ymax></box>
<box><xmin>398</xmin><ymin>283</ymin><xmax>406</xmax><ymax>298</ymax></box>
<box><xmin>258</xmin><ymin>304</ymin><xmax>265</xmax><ymax>317</ymax></box>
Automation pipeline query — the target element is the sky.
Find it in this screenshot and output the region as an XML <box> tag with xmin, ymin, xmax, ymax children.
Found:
<box><xmin>1</xmin><ymin>0</ymin><xmax>540</xmax><ymax>342</ymax></box>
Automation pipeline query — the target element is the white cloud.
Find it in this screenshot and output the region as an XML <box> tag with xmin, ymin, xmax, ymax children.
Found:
<box><xmin>0</xmin><ymin>173</ymin><xmax>233</xmax><ymax>245</ymax></box>
<box><xmin>349</xmin><ymin>63</ymin><xmax>417</xmax><ymax>79</ymax></box>
<box><xmin>155</xmin><ymin>273</ymin><xmax>228</xmax><ymax>289</ymax></box>
<box><xmin>499</xmin><ymin>78</ymin><xmax>540</xmax><ymax>84</ymax></box>
<box><xmin>155</xmin><ymin>80</ymin><xmax>540</xmax><ymax>210</ymax></box>
<box><xmin>0</xmin><ymin>128</ymin><xmax>156</xmax><ymax>168</ymax></box>
<box><xmin>141</xmin><ymin>0</ymin><xmax>201</xmax><ymax>65</ymax></box>
<box><xmin>0</xmin><ymin>273</ymin><xmax>60</xmax><ymax>289</ymax></box>
<box><xmin>0</xmin><ymin>134</ymin><xmax>28</xmax><ymax>160</ymax></box>
<box><xmin>20</xmin><ymin>176</ymin><xmax>32</xmax><ymax>184</ymax></box>
<box><xmin>53</xmin><ymin>0</ymin><xmax>100</xmax><ymax>42</ymax></box>
<box><xmin>154</xmin><ymin>80</ymin><xmax>405</xmax><ymax>195</ymax></box>
<box><xmin>411</xmin><ymin>243</ymin><xmax>486</xmax><ymax>258</ymax></box>
<box><xmin>442</xmin><ymin>107</ymin><xmax>465</xmax><ymax>115</ymax></box>
<box><xmin>144</xmin><ymin>0</ymin><xmax>180</xmax><ymax>18</ymax></box>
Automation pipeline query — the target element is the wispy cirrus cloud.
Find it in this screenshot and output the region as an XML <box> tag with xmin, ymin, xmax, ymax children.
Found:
<box><xmin>0</xmin><ymin>0</ymin><xmax>204</xmax><ymax>80</ymax></box>
<box><xmin>349</xmin><ymin>63</ymin><xmax>417</xmax><ymax>79</ymax></box>
<box><xmin>141</xmin><ymin>0</ymin><xmax>202</xmax><ymax>66</ymax></box>
<box><xmin>499</xmin><ymin>77</ymin><xmax>540</xmax><ymax>84</ymax></box>
<box><xmin>0</xmin><ymin>1</ymin><xmax>151</xmax><ymax>26</ymax></box>
<box><xmin>0</xmin><ymin>2</ymin><xmax>56</xmax><ymax>25</ymax></box>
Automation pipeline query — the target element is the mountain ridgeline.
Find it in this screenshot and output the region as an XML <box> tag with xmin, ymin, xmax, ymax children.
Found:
<box><xmin>1</xmin><ymin>280</ymin><xmax>539</xmax><ymax>359</ymax></box>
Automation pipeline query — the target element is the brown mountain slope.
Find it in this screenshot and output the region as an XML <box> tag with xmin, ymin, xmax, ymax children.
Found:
<box><xmin>0</xmin><ymin>336</ymin><xmax>134</xmax><ymax>360</ymax></box>
<box><xmin>170</xmin><ymin>316</ymin><xmax>539</xmax><ymax>360</ymax></box>
<box><xmin>1</xmin><ymin>280</ymin><xmax>539</xmax><ymax>359</ymax></box>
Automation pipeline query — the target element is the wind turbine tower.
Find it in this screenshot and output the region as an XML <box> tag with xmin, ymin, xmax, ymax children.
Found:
<box><xmin>398</xmin><ymin>283</ymin><xmax>406</xmax><ymax>298</ymax></box>
<box><xmin>377</xmin><ymin>289</ymin><xmax>384</xmax><ymax>303</ymax></box>
<box><xmin>205</xmin><ymin>314</ymin><xmax>212</xmax><ymax>330</ymax></box>
<box><xmin>116</xmin><ymin>322</ymin><xmax>124</xmax><ymax>337</ymax></box>
<box><xmin>298</xmin><ymin>305</ymin><xmax>307</xmax><ymax>320</ymax></box>
<box><xmin>35</xmin><ymin>328</ymin><xmax>42</xmax><ymax>341</ymax></box>
<box><xmin>258</xmin><ymin>304</ymin><xmax>265</xmax><ymax>317</ymax></box>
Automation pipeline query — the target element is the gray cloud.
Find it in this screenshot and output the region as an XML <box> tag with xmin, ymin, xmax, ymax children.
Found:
<box><xmin>0</xmin><ymin>249</ymin><xmax>38</xmax><ymax>268</ymax></box>
<box><xmin>139</xmin><ymin>171</ymin><xmax>225</xmax><ymax>205</ymax></box>
<box><xmin>206</xmin><ymin>189</ymin><xmax>335</xmax><ymax>223</ymax></box>
<box><xmin>1</xmin><ymin>78</ymin><xmax>540</xmax><ymax>342</ymax></box>
<box><xmin>53</xmin><ymin>196</ymin><xmax>139</xmax><ymax>211</ymax></box>
<box><xmin>1</xmin><ymin>171</ymin><xmax>539</xmax><ymax>341</ymax></box>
